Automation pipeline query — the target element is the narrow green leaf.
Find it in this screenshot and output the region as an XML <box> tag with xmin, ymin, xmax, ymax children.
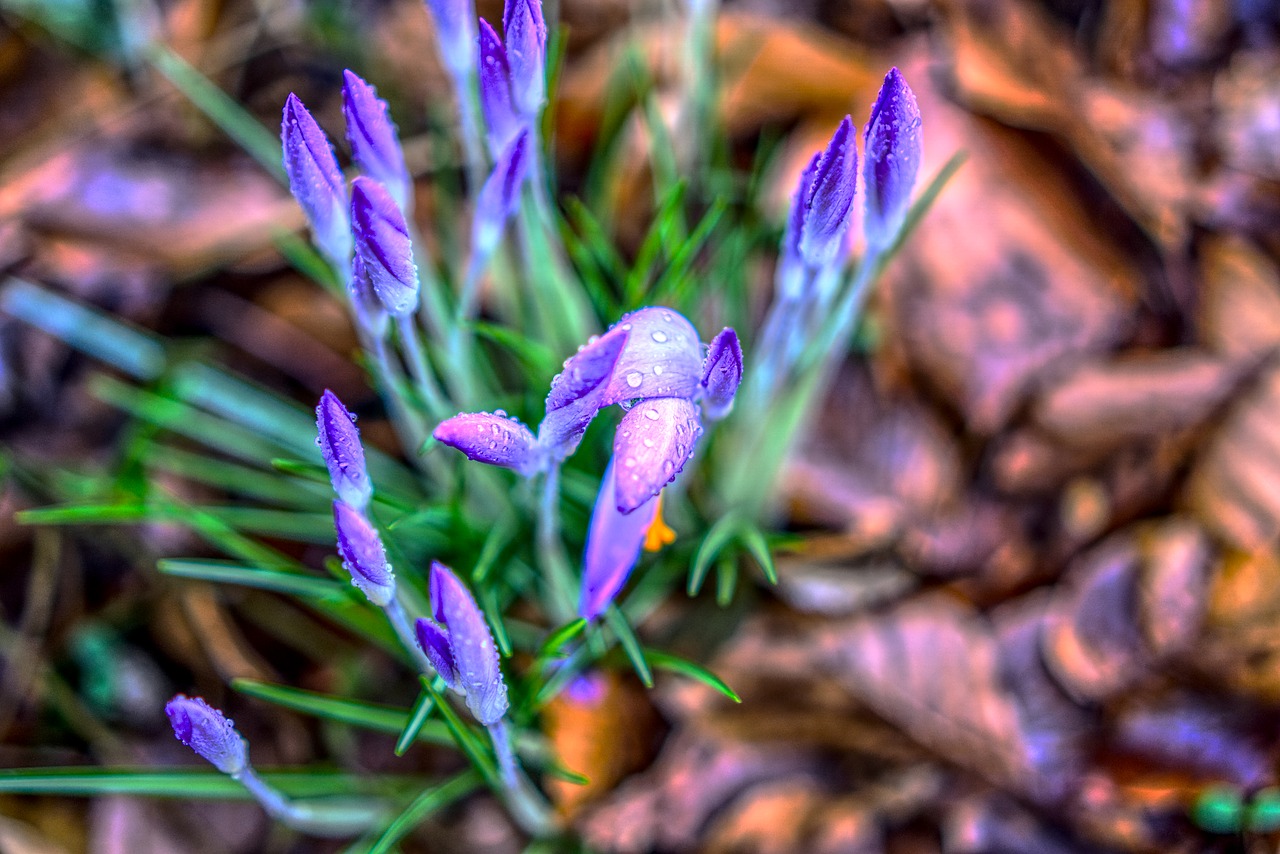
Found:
<box><xmin>365</xmin><ymin>770</ymin><xmax>480</xmax><ymax>854</ymax></box>
<box><xmin>150</xmin><ymin>446</ymin><xmax>330</xmax><ymax>508</ymax></box>
<box><xmin>644</xmin><ymin>648</ymin><xmax>741</xmax><ymax>703</ymax></box>
<box><xmin>736</xmin><ymin>523</ymin><xmax>778</xmax><ymax>585</ymax></box>
<box><xmin>478</xmin><ymin>585</ymin><xmax>513</xmax><ymax>658</ymax></box>
<box><xmin>689</xmin><ymin>513</ymin><xmax>740</xmax><ymax>596</ymax></box>
<box><xmin>604</xmin><ymin>606</ymin><xmax>652</xmax><ymax>688</ymax></box>
<box><xmin>232</xmin><ymin>679</ymin><xmax>454</xmax><ymax>747</ymax></box>
<box><xmin>0</xmin><ymin>767</ymin><xmax>419</xmax><ymax>799</ymax></box>
<box><xmin>420</xmin><ymin>678</ymin><xmax>500</xmax><ymax>787</ymax></box>
<box><xmin>393</xmin><ymin>686</ymin><xmax>438</xmax><ymax>757</ymax></box>
<box><xmin>159</xmin><ymin>559</ymin><xmax>344</xmax><ymax>599</ymax></box>
<box><xmin>715</xmin><ymin>553</ymin><xmax>738</xmax><ymax>607</ymax></box>
<box><xmin>471</xmin><ymin>323</ymin><xmax>557</xmax><ymax>377</ymax></box>
<box><xmin>536</xmin><ymin>618</ymin><xmax>587</xmax><ymax>661</ymax></box>
<box><xmin>471</xmin><ymin>514</ymin><xmax>516</xmax><ymax>584</ymax></box>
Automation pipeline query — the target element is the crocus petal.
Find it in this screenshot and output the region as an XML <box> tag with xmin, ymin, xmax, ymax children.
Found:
<box><xmin>862</xmin><ymin>68</ymin><xmax>921</xmax><ymax>252</ymax></box>
<box><xmin>539</xmin><ymin>329</ymin><xmax>630</xmax><ymax>458</ymax></box>
<box><xmin>502</xmin><ymin>0</ymin><xmax>547</xmax><ymax>119</ymax></box>
<box><xmin>316</xmin><ymin>390</ymin><xmax>372</xmax><ymax>510</ymax></box>
<box><xmin>351</xmin><ymin>176</ymin><xmax>420</xmax><ymax>316</ymax></box>
<box><xmin>777</xmin><ymin>152</ymin><xmax>820</xmax><ymax>301</ymax></box>
<box><xmin>700</xmin><ymin>327</ymin><xmax>743</xmax><ymax>421</ymax></box>
<box><xmin>613</xmin><ymin>397</ymin><xmax>702</xmax><ymax>513</ymax></box>
<box><xmin>799</xmin><ymin>116</ymin><xmax>858</xmax><ymax>268</ymax></box>
<box><xmin>333</xmin><ymin>501</ymin><xmax>396</xmax><ymax>606</ymax></box>
<box><xmin>282</xmin><ymin>94</ymin><xmax>350</xmax><ymax>267</ymax></box>
<box><xmin>430</xmin><ymin>562</ymin><xmax>509</xmax><ymax>725</ymax></box>
<box><xmin>478</xmin><ymin>19</ymin><xmax>520</xmax><ymax>156</ymax></box>
<box><xmin>425</xmin><ymin>0</ymin><xmax>478</xmax><ymax>76</ymax></box>
<box><xmin>472</xmin><ymin>130</ymin><xmax>530</xmax><ymax>261</ymax></box>
<box><xmin>433</xmin><ymin>412</ymin><xmax>539</xmax><ymax>475</ymax></box>
<box><xmin>165</xmin><ymin>695</ymin><xmax>248</xmax><ymax>775</ymax></box>
<box><xmin>349</xmin><ymin>254</ymin><xmax>389</xmax><ymax>339</ymax></box>
<box><xmin>579</xmin><ymin>457</ymin><xmax>660</xmax><ymax>621</ymax></box>
<box><xmin>342</xmin><ymin>70</ymin><xmax>411</xmax><ymax>212</ymax></box>
<box><xmin>414</xmin><ymin>618</ymin><xmax>460</xmax><ymax>690</ymax></box>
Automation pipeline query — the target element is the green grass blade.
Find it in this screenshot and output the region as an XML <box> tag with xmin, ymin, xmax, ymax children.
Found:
<box><xmin>393</xmin><ymin>686</ymin><xmax>438</xmax><ymax>757</ymax></box>
<box><xmin>737</xmin><ymin>523</ymin><xmax>778</xmax><ymax>585</ymax></box>
<box><xmin>159</xmin><ymin>559</ymin><xmax>344</xmax><ymax>599</ymax></box>
<box><xmin>232</xmin><ymin>679</ymin><xmax>453</xmax><ymax>747</ymax></box>
<box><xmin>644</xmin><ymin>648</ymin><xmax>740</xmax><ymax>703</ymax></box>
<box><xmin>365</xmin><ymin>770</ymin><xmax>481</xmax><ymax>854</ymax></box>
<box><xmin>420</xmin><ymin>678</ymin><xmax>500</xmax><ymax>787</ymax></box>
<box><xmin>604</xmin><ymin>606</ymin><xmax>652</xmax><ymax>688</ymax></box>
<box><xmin>536</xmin><ymin>618</ymin><xmax>586</xmax><ymax>661</ymax></box>
<box><xmin>0</xmin><ymin>767</ymin><xmax>419</xmax><ymax>799</ymax></box>
<box><xmin>715</xmin><ymin>553</ymin><xmax>738</xmax><ymax>606</ymax></box>
<box><xmin>688</xmin><ymin>513</ymin><xmax>739</xmax><ymax>596</ymax></box>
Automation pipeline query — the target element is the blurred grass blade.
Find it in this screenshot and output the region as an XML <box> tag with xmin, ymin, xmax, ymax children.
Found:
<box><xmin>0</xmin><ymin>767</ymin><xmax>418</xmax><ymax>798</ymax></box>
<box><xmin>689</xmin><ymin>513</ymin><xmax>740</xmax><ymax>596</ymax></box>
<box><xmin>536</xmin><ymin>618</ymin><xmax>586</xmax><ymax>661</ymax></box>
<box><xmin>644</xmin><ymin>648</ymin><xmax>740</xmax><ymax>703</ymax></box>
<box><xmin>160</xmin><ymin>559</ymin><xmax>344</xmax><ymax>599</ymax></box>
<box><xmin>0</xmin><ymin>279</ymin><xmax>165</xmax><ymax>379</ymax></box>
<box><xmin>146</xmin><ymin>44</ymin><xmax>285</xmax><ymax>181</ymax></box>
<box><xmin>365</xmin><ymin>770</ymin><xmax>480</xmax><ymax>854</ymax></box>
<box><xmin>421</xmin><ymin>677</ymin><xmax>500</xmax><ymax>787</ymax></box>
<box><xmin>736</xmin><ymin>523</ymin><xmax>778</xmax><ymax>585</ymax></box>
<box><xmin>479</xmin><ymin>585</ymin><xmax>513</xmax><ymax>658</ymax></box>
<box><xmin>715</xmin><ymin>553</ymin><xmax>738</xmax><ymax>606</ymax></box>
<box><xmin>604</xmin><ymin>606</ymin><xmax>652</xmax><ymax>688</ymax></box>
<box><xmin>233</xmin><ymin>679</ymin><xmax>453</xmax><ymax>747</ymax></box>
<box><xmin>393</xmin><ymin>687</ymin><xmax>438</xmax><ymax>757</ymax></box>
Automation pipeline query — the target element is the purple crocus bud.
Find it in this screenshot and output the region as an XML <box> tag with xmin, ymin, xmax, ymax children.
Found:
<box><xmin>612</xmin><ymin>397</ymin><xmax>702</xmax><ymax>513</ymax></box>
<box><xmin>165</xmin><ymin>695</ymin><xmax>248</xmax><ymax>775</ymax></box>
<box><xmin>429</xmin><ymin>562</ymin><xmax>509</xmax><ymax>725</ymax></box>
<box><xmin>472</xmin><ymin>130</ymin><xmax>530</xmax><ymax>261</ymax></box>
<box><xmin>432</xmin><ymin>412</ymin><xmax>540</xmax><ymax>476</ymax></box>
<box><xmin>579</xmin><ymin>457</ymin><xmax>661</xmax><ymax>621</ymax></box>
<box><xmin>333</xmin><ymin>501</ymin><xmax>396</xmax><ymax>606</ymax></box>
<box><xmin>776</xmin><ymin>152</ymin><xmax>819</xmax><ymax>300</ymax></box>
<box><xmin>349</xmin><ymin>254</ymin><xmax>390</xmax><ymax>339</ymax></box>
<box><xmin>282</xmin><ymin>94</ymin><xmax>351</xmax><ymax>267</ymax></box>
<box><xmin>502</xmin><ymin>0</ymin><xmax>547</xmax><ymax>120</ymax></box>
<box><xmin>342</xmin><ymin>70</ymin><xmax>412</xmax><ymax>212</ymax></box>
<box><xmin>478</xmin><ymin>19</ymin><xmax>520</xmax><ymax>156</ymax></box>
<box><xmin>351</xmin><ymin>176</ymin><xmax>420</xmax><ymax>316</ymax></box>
<box><xmin>425</xmin><ymin>0</ymin><xmax>478</xmax><ymax>77</ymax></box>
<box><xmin>798</xmin><ymin>116</ymin><xmax>858</xmax><ymax>268</ymax></box>
<box><xmin>316</xmin><ymin>390</ymin><xmax>372</xmax><ymax>510</ymax></box>
<box><xmin>862</xmin><ymin>68</ymin><xmax>921</xmax><ymax>252</ymax></box>
<box><xmin>700</xmin><ymin>328</ymin><xmax>743</xmax><ymax>421</ymax></box>
<box><xmin>538</xmin><ymin>330</ymin><xmax>629</xmax><ymax>458</ymax></box>
<box><xmin>414</xmin><ymin>618</ymin><xmax>460</xmax><ymax>690</ymax></box>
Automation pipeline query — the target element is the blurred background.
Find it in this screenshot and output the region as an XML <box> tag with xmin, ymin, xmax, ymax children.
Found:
<box><xmin>3</xmin><ymin>0</ymin><xmax>1280</xmax><ymax>851</ymax></box>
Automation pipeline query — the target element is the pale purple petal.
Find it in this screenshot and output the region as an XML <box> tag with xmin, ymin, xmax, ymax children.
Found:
<box><xmin>316</xmin><ymin>390</ymin><xmax>372</xmax><ymax>510</ymax></box>
<box><xmin>349</xmin><ymin>254</ymin><xmax>389</xmax><ymax>339</ymax></box>
<box><xmin>612</xmin><ymin>397</ymin><xmax>702</xmax><ymax>513</ymax></box>
<box><xmin>415</xmin><ymin>618</ymin><xmax>460</xmax><ymax>690</ymax></box>
<box><xmin>478</xmin><ymin>19</ymin><xmax>520</xmax><ymax>156</ymax></box>
<box><xmin>799</xmin><ymin>116</ymin><xmax>858</xmax><ymax>267</ymax></box>
<box><xmin>165</xmin><ymin>695</ymin><xmax>247</xmax><ymax>774</ymax></box>
<box><xmin>342</xmin><ymin>70</ymin><xmax>411</xmax><ymax>212</ymax></box>
<box><xmin>700</xmin><ymin>327</ymin><xmax>743</xmax><ymax>421</ymax></box>
<box><xmin>333</xmin><ymin>500</ymin><xmax>396</xmax><ymax>605</ymax></box>
<box><xmin>863</xmin><ymin>68</ymin><xmax>921</xmax><ymax>251</ymax></box>
<box><xmin>579</xmin><ymin>457</ymin><xmax>659</xmax><ymax>621</ymax></box>
<box><xmin>351</xmin><ymin>176</ymin><xmax>419</xmax><ymax>316</ymax></box>
<box><xmin>430</xmin><ymin>562</ymin><xmax>509</xmax><ymax>725</ymax></box>
<box><xmin>433</xmin><ymin>412</ymin><xmax>539</xmax><ymax>475</ymax></box>
<box><xmin>282</xmin><ymin>94</ymin><xmax>351</xmax><ymax>267</ymax></box>
<box><xmin>539</xmin><ymin>328</ymin><xmax>629</xmax><ymax>457</ymax></box>
<box><xmin>502</xmin><ymin>0</ymin><xmax>547</xmax><ymax>119</ymax></box>
<box><xmin>472</xmin><ymin>130</ymin><xmax>530</xmax><ymax>260</ymax></box>
<box><xmin>425</xmin><ymin>0</ymin><xmax>478</xmax><ymax>75</ymax></box>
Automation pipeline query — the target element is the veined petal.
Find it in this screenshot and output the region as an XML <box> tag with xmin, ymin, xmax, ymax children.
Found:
<box><xmin>700</xmin><ymin>327</ymin><xmax>743</xmax><ymax>421</ymax></box>
<box><xmin>478</xmin><ymin>19</ymin><xmax>520</xmax><ymax>156</ymax></box>
<box><xmin>613</xmin><ymin>397</ymin><xmax>702</xmax><ymax>513</ymax></box>
<box><xmin>282</xmin><ymin>94</ymin><xmax>350</xmax><ymax>267</ymax></box>
<box><xmin>539</xmin><ymin>328</ymin><xmax>629</xmax><ymax>457</ymax></box>
<box><xmin>342</xmin><ymin>71</ymin><xmax>411</xmax><ymax>212</ymax></box>
<box><xmin>799</xmin><ymin>116</ymin><xmax>858</xmax><ymax>268</ymax></box>
<box><xmin>472</xmin><ymin>130</ymin><xmax>530</xmax><ymax>260</ymax></box>
<box><xmin>316</xmin><ymin>390</ymin><xmax>372</xmax><ymax>510</ymax></box>
<box><xmin>502</xmin><ymin>0</ymin><xmax>547</xmax><ymax>119</ymax></box>
<box><xmin>433</xmin><ymin>412</ymin><xmax>539</xmax><ymax>475</ymax></box>
<box><xmin>430</xmin><ymin>562</ymin><xmax>509</xmax><ymax>725</ymax></box>
<box><xmin>165</xmin><ymin>695</ymin><xmax>248</xmax><ymax>775</ymax></box>
<box><xmin>579</xmin><ymin>457</ymin><xmax>659</xmax><ymax>621</ymax></box>
<box><xmin>351</xmin><ymin>176</ymin><xmax>419</xmax><ymax>316</ymax></box>
<box><xmin>414</xmin><ymin>618</ymin><xmax>460</xmax><ymax>690</ymax></box>
<box><xmin>863</xmin><ymin>68</ymin><xmax>922</xmax><ymax>252</ymax></box>
<box><xmin>333</xmin><ymin>501</ymin><xmax>396</xmax><ymax>606</ymax></box>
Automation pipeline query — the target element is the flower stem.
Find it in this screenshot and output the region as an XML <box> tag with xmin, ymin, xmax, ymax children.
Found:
<box><xmin>235</xmin><ymin>766</ymin><xmax>387</xmax><ymax>837</ymax></box>
<box><xmin>384</xmin><ymin>593</ymin><xmax>438</xmax><ymax>677</ymax></box>
<box><xmin>487</xmin><ymin>719</ymin><xmax>557</xmax><ymax>837</ymax></box>
<box><xmin>537</xmin><ymin>464</ymin><xmax>578</xmax><ymax>622</ymax></box>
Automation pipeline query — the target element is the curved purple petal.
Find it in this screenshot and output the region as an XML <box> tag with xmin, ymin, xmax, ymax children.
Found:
<box><xmin>863</xmin><ymin>68</ymin><xmax>921</xmax><ymax>251</ymax></box>
<box><xmin>612</xmin><ymin>397</ymin><xmax>702</xmax><ymax>513</ymax></box>
<box><xmin>473</xmin><ymin>130</ymin><xmax>530</xmax><ymax>260</ymax></box>
<box><xmin>539</xmin><ymin>328</ymin><xmax>629</xmax><ymax>457</ymax></box>
<box><xmin>316</xmin><ymin>390</ymin><xmax>372</xmax><ymax>510</ymax></box>
<box><xmin>429</xmin><ymin>562</ymin><xmax>509</xmax><ymax>725</ymax></box>
<box><xmin>282</xmin><ymin>94</ymin><xmax>350</xmax><ymax>266</ymax></box>
<box><xmin>433</xmin><ymin>412</ymin><xmax>539</xmax><ymax>475</ymax></box>
<box><xmin>342</xmin><ymin>70</ymin><xmax>411</xmax><ymax>212</ymax></box>
<box><xmin>426</xmin><ymin>0</ymin><xmax>478</xmax><ymax>75</ymax></box>
<box><xmin>349</xmin><ymin>253</ymin><xmax>390</xmax><ymax>339</ymax></box>
<box><xmin>799</xmin><ymin>115</ymin><xmax>858</xmax><ymax>267</ymax></box>
<box><xmin>165</xmin><ymin>694</ymin><xmax>247</xmax><ymax>774</ymax></box>
<box><xmin>503</xmin><ymin>0</ymin><xmax>547</xmax><ymax>119</ymax></box>
<box><xmin>351</xmin><ymin>176</ymin><xmax>419</xmax><ymax>316</ymax></box>
<box><xmin>478</xmin><ymin>19</ymin><xmax>520</xmax><ymax>156</ymax></box>
<box><xmin>333</xmin><ymin>500</ymin><xmax>396</xmax><ymax>605</ymax></box>
<box><xmin>700</xmin><ymin>327</ymin><xmax>743</xmax><ymax>421</ymax></box>
<box><xmin>579</xmin><ymin>457</ymin><xmax>659</xmax><ymax>621</ymax></box>
<box><xmin>415</xmin><ymin>618</ymin><xmax>460</xmax><ymax>690</ymax></box>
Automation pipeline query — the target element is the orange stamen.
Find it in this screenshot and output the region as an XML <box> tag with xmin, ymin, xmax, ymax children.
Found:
<box><xmin>643</xmin><ymin>493</ymin><xmax>677</xmax><ymax>552</ymax></box>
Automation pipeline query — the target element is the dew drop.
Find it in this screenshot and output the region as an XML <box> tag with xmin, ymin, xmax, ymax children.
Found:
<box><xmin>489</xmin><ymin>441</ymin><xmax>498</xmax><ymax>450</ymax></box>
<box><xmin>626</xmin><ymin>372</ymin><xmax>643</xmax><ymax>388</ymax></box>
<box><xmin>651</xmin><ymin>331</ymin><xmax>668</xmax><ymax>343</ymax></box>
<box><xmin>642</xmin><ymin>438</ymin><xmax>655</xmax><ymax>448</ymax></box>
<box><xmin>624</xmin><ymin>456</ymin><xmax>637</xmax><ymax>468</ymax></box>
<box><xmin>494</xmin><ymin>409</ymin><xmax>507</xmax><ymax>417</ymax></box>
<box><xmin>662</xmin><ymin>459</ymin><xmax>675</xmax><ymax>473</ymax></box>
<box><xmin>653</xmin><ymin>365</ymin><xmax>664</xmax><ymax>375</ymax></box>
<box><xmin>644</xmin><ymin>408</ymin><xmax>660</xmax><ymax>421</ymax></box>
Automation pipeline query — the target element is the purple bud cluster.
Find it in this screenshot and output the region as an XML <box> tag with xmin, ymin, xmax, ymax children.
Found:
<box><xmin>165</xmin><ymin>695</ymin><xmax>248</xmax><ymax>775</ymax></box>
<box><xmin>416</xmin><ymin>562</ymin><xmax>509</xmax><ymax>725</ymax></box>
<box><xmin>477</xmin><ymin>0</ymin><xmax>548</xmax><ymax>157</ymax></box>
<box><xmin>433</xmin><ymin>306</ymin><xmax>743</xmax><ymax>618</ymax></box>
<box><xmin>316</xmin><ymin>391</ymin><xmax>396</xmax><ymax>604</ymax></box>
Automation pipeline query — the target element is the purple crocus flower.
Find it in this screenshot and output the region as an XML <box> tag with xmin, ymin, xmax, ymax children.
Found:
<box><xmin>472</xmin><ymin>130</ymin><xmax>531</xmax><ymax>262</ymax></box>
<box><xmin>862</xmin><ymin>68</ymin><xmax>921</xmax><ymax>252</ymax></box>
<box><xmin>478</xmin><ymin>19</ymin><xmax>520</xmax><ymax>156</ymax></box>
<box><xmin>798</xmin><ymin>116</ymin><xmax>858</xmax><ymax>268</ymax></box>
<box><xmin>414</xmin><ymin>618</ymin><xmax>460</xmax><ymax>690</ymax></box>
<box><xmin>700</xmin><ymin>328</ymin><xmax>743</xmax><ymax>421</ymax></box>
<box><xmin>333</xmin><ymin>500</ymin><xmax>396</xmax><ymax>606</ymax></box>
<box><xmin>425</xmin><ymin>0</ymin><xmax>478</xmax><ymax>77</ymax></box>
<box><xmin>429</xmin><ymin>562</ymin><xmax>508</xmax><ymax>725</ymax></box>
<box><xmin>431</xmin><ymin>411</ymin><xmax>539</xmax><ymax>475</ymax></box>
<box><xmin>282</xmin><ymin>94</ymin><xmax>351</xmax><ymax>267</ymax></box>
<box><xmin>579</xmin><ymin>457</ymin><xmax>661</xmax><ymax>620</ymax></box>
<box><xmin>349</xmin><ymin>254</ymin><xmax>389</xmax><ymax>339</ymax></box>
<box><xmin>612</xmin><ymin>397</ymin><xmax>702</xmax><ymax>513</ymax></box>
<box><xmin>342</xmin><ymin>71</ymin><xmax>412</xmax><ymax>212</ymax></box>
<box><xmin>165</xmin><ymin>695</ymin><xmax>247</xmax><ymax>775</ymax></box>
<box><xmin>351</xmin><ymin>176</ymin><xmax>420</xmax><ymax>316</ymax></box>
<box><xmin>502</xmin><ymin>0</ymin><xmax>547</xmax><ymax>120</ymax></box>
<box><xmin>316</xmin><ymin>390</ymin><xmax>372</xmax><ymax>511</ymax></box>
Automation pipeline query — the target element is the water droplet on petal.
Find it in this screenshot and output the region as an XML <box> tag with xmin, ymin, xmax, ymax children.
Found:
<box><xmin>642</xmin><ymin>438</ymin><xmax>655</xmax><ymax>448</ymax></box>
<box><xmin>626</xmin><ymin>372</ymin><xmax>643</xmax><ymax>388</ymax></box>
<box><xmin>644</xmin><ymin>408</ymin><xmax>660</xmax><ymax>420</ymax></box>
<box><xmin>653</xmin><ymin>365</ymin><xmax>664</xmax><ymax>375</ymax></box>
<box><xmin>651</xmin><ymin>331</ymin><xmax>668</xmax><ymax>343</ymax></box>
<box><xmin>624</xmin><ymin>456</ymin><xmax>637</xmax><ymax>467</ymax></box>
<box><xmin>662</xmin><ymin>459</ymin><xmax>675</xmax><ymax>473</ymax></box>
